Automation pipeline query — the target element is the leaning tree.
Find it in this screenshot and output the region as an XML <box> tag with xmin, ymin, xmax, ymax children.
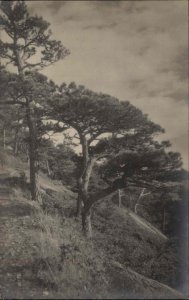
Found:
<box><xmin>0</xmin><ymin>0</ymin><xmax>69</xmax><ymax>200</ymax></box>
<box><xmin>47</xmin><ymin>82</ymin><xmax>165</xmax><ymax>237</ymax></box>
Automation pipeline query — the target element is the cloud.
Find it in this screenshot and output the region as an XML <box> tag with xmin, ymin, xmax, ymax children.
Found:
<box><xmin>83</xmin><ymin>21</ymin><xmax>117</xmax><ymax>31</ymax></box>
<box><xmin>19</xmin><ymin>1</ymin><xmax>189</xmax><ymax>168</ymax></box>
<box><xmin>46</xmin><ymin>1</ymin><xmax>67</xmax><ymax>14</ymax></box>
<box><xmin>172</xmin><ymin>49</ymin><xmax>188</xmax><ymax>81</ymax></box>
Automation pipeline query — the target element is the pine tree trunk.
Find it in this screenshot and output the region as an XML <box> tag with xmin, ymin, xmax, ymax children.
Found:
<box><xmin>77</xmin><ymin>135</ymin><xmax>96</xmax><ymax>235</ymax></box>
<box><xmin>80</xmin><ymin>185</ymin><xmax>92</xmax><ymax>238</ymax></box>
<box><xmin>30</xmin><ymin>151</ymin><xmax>37</xmax><ymax>200</ymax></box>
<box><xmin>76</xmin><ymin>158</ymin><xmax>95</xmax><ymax>217</ymax></box>
<box><xmin>14</xmin><ymin>109</ymin><xmax>21</xmax><ymax>155</ymax></box>
<box><xmin>82</xmin><ymin>208</ymin><xmax>92</xmax><ymax>239</ymax></box>
<box><xmin>14</xmin><ymin>47</ymin><xmax>39</xmax><ymax>201</ymax></box>
<box><xmin>75</xmin><ymin>176</ymin><xmax>83</xmax><ymax>217</ymax></box>
<box><xmin>25</xmin><ymin>104</ymin><xmax>37</xmax><ymax>200</ymax></box>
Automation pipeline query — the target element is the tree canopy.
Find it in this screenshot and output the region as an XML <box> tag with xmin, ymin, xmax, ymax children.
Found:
<box><xmin>46</xmin><ymin>82</ymin><xmax>168</xmax><ymax>236</ymax></box>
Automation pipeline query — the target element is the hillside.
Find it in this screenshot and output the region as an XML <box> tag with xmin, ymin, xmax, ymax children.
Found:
<box><xmin>0</xmin><ymin>153</ymin><xmax>186</xmax><ymax>299</ymax></box>
<box><xmin>0</xmin><ymin>1</ymin><xmax>188</xmax><ymax>298</ymax></box>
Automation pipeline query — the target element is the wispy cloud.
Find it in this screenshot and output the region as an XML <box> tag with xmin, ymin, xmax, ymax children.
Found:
<box><xmin>83</xmin><ymin>22</ymin><xmax>117</xmax><ymax>31</ymax></box>
<box><xmin>27</xmin><ymin>0</ymin><xmax>188</xmax><ymax>168</ymax></box>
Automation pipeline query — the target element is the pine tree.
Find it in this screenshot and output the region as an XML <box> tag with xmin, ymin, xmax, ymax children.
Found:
<box><xmin>48</xmin><ymin>82</ymin><xmax>164</xmax><ymax>237</ymax></box>
<box><xmin>0</xmin><ymin>1</ymin><xmax>69</xmax><ymax>199</ymax></box>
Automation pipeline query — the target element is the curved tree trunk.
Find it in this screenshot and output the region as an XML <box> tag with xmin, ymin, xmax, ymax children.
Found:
<box><xmin>77</xmin><ymin>158</ymin><xmax>96</xmax><ymax>229</ymax></box>
<box><xmin>75</xmin><ymin>134</ymin><xmax>95</xmax><ymax>218</ymax></box>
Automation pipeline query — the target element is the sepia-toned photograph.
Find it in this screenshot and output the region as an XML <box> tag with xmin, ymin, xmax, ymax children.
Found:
<box><xmin>0</xmin><ymin>0</ymin><xmax>188</xmax><ymax>299</ymax></box>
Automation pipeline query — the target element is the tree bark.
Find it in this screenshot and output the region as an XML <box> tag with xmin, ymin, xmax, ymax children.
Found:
<box><xmin>82</xmin><ymin>207</ymin><xmax>92</xmax><ymax>238</ymax></box>
<box><xmin>76</xmin><ymin>157</ymin><xmax>96</xmax><ymax>217</ymax></box>
<box><xmin>25</xmin><ymin>103</ymin><xmax>37</xmax><ymax>200</ymax></box>
<box><xmin>83</xmin><ymin>159</ymin><xmax>95</xmax><ymax>190</ymax></box>
<box><xmin>76</xmin><ymin>135</ymin><xmax>95</xmax><ymax>216</ymax></box>
<box><xmin>75</xmin><ymin>135</ymin><xmax>97</xmax><ymax>236</ymax></box>
<box><xmin>13</xmin><ymin>109</ymin><xmax>21</xmax><ymax>155</ymax></box>
<box><xmin>80</xmin><ymin>185</ymin><xmax>125</xmax><ymax>238</ymax></box>
<box><xmin>14</xmin><ymin>46</ymin><xmax>38</xmax><ymax>201</ymax></box>
<box><xmin>75</xmin><ymin>176</ymin><xmax>83</xmax><ymax>217</ymax></box>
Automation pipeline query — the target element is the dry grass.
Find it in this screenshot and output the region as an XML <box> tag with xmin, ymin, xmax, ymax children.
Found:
<box><xmin>29</xmin><ymin>198</ymin><xmax>109</xmax><ymax>298</ymax></box>
<box><xmin>31</xmin><ymin>210</ymin><xmax>63</xmax><ymax>287</ymax></box>
<box><xmin>2</xmin><ymin>152</ymin><xmax>181</xmax><ymax>299</ymax></box>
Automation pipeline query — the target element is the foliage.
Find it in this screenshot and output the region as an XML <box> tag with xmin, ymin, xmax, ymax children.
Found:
<box><xmin>47</xmin><ymin>82</ymin><xmax>166</xmax><ymax>235</ymax></box>
<box><xmin>38</xmin><ymin>140</ymin><xmax>77</xmax><ymax>187</ymax></box>
<box><xmin>49</xmin><ymin>82</ymin><xmax>164</xmax><ymax>154</ymax></box>
<box><xmin>99</xmin><ymin>138</ymin><xmax>183</xmax><ymax>188</ymax></box>
<box><xmin>0</xmin><ymin>1</ymin><xmax>70</xmax><ymax>71</ymax></box>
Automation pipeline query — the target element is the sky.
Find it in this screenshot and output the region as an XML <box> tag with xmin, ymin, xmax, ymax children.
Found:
<box><xmin>26</xmin><ymin>1</ymin><xmax>188</xmax><ymax>168</ymax></box>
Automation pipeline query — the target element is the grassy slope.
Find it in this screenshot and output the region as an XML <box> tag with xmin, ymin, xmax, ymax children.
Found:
<box><xmin>0</xmin><ymin>153</ymin><xmax>185</xmax><ymax>299</ymax></box>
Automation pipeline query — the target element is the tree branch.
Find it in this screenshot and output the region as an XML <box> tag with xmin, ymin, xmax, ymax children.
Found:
<box><xmin>83</xmin><ymin>177</ymin><xmax>177</xmax><ymax>215</ymax></box>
